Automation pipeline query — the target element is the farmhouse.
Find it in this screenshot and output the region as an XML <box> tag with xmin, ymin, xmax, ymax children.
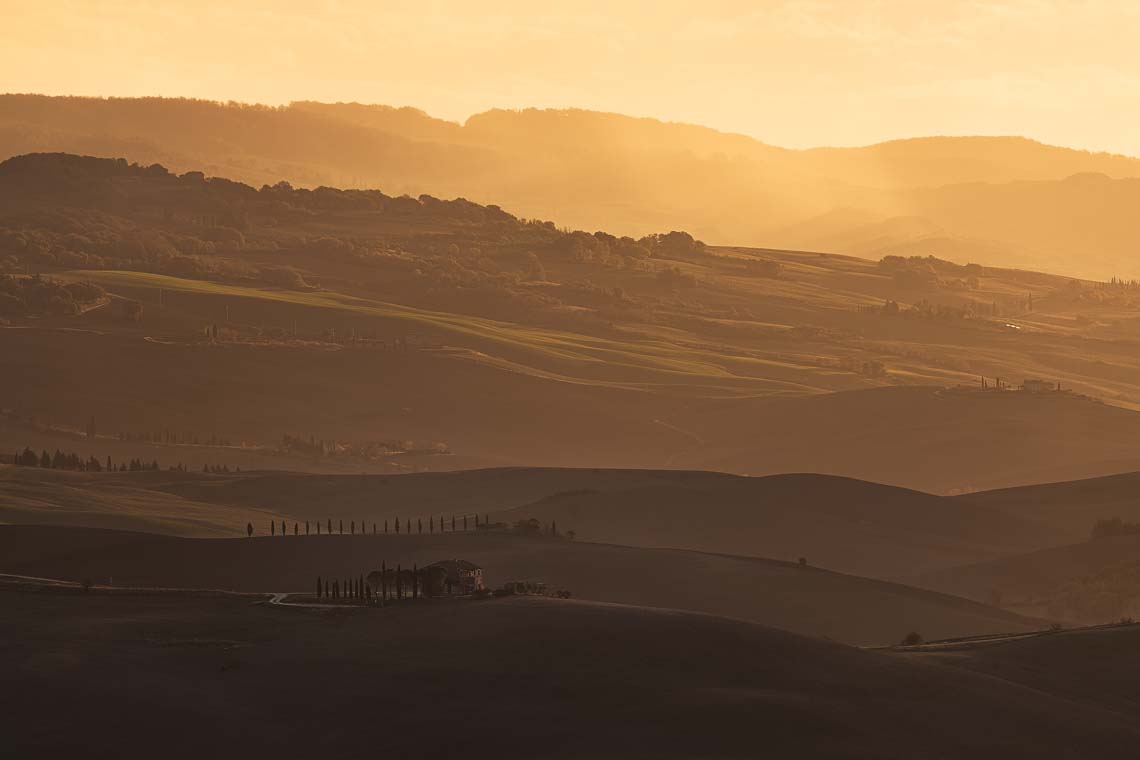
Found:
<box><xmin>424</xmin><ymin>559</ymin><xmax>485</xmax><ymax>596</ymax></box>
<box><xmin>1021</xmin><ymin>379</ymin><xmax>1058</xmax><ymax>393</ymax></box>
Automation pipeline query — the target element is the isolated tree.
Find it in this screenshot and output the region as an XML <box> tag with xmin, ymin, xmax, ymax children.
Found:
<box><xmin>246</xmin><ymin>522</ymin><xmax>253</xmax><ymax>538</ymax></box>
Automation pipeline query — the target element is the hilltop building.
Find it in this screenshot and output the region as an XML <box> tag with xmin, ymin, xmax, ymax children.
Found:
<box><xmin>424</xmin><ymin>559</ymin><xmax>485</xmax><ymax>596</ymax></box>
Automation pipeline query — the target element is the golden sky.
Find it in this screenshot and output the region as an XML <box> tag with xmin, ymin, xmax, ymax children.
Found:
<box><xmin>3</xmin><ymin>0</ymin><xmax>1139</xmax><ymax>156</ymax></box>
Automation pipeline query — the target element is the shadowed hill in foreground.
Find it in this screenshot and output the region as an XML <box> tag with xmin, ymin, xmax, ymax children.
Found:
<box><xmin>2</xmin><ymin>589</ymin><xmax>1138</xmax><ymax>759</ymax></box>
<box><xmin>0</xmin><ymin>525</ymin><xmax>1039</xmax><ymax>646</ymax></box>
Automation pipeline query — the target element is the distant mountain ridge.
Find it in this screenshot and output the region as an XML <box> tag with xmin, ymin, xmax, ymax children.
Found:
<box><xmin>4</xmin><ymin>94</ymin><xmax>1140</xmax><ymax>278</ymax></box>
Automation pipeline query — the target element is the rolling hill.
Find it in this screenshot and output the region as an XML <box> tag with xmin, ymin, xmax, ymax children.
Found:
<box><xmin>7</xmin><ymin>153</ymin><xmax>1140</xmax><ymax>492</ymax></box>
<box><xmin>4</xmin><ymin>95</ymin><xmax>1140</xmax><ymax>278</ymax></box>
<box><xmin>0</xmin><ymin>465</ymin><xmax>1062</xmax><ymax>578</ymax></box>
<box><xmin>3</xmin><ymin>586</ymin><xmax>1138</xmax><ymax>758</ymax></box>
<box><xmin>0</xmin><ymin>524</ymin><xmax>1039</xmax><ymax>646</ymax></box>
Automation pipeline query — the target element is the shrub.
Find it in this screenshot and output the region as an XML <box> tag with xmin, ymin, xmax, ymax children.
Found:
<box><xmin>900</xmin><ymin>631</ymin><xmax>923</xmax><ymax>646</ymax></box>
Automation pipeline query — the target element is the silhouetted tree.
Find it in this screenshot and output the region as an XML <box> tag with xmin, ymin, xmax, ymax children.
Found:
<box><xmin>246</xmin><ymin>522</ymin><xmax>253</xmax><ymax>538</ymax></box>
<box><xmin>372</xmin><ymin>522</ymin><xmax>376</xmax><ymax>535</ymax></box>
<box><xmin>384</xmin><ymin>519</ymin><xmax>389</xmax><ymax>533</ymax></box>
<box><xmin>324</xmin><ymin>580</ymin><xmax>329</xmax><ymax>598</ymax></box>
<box><xmin>281</xmin><ymin>519</ymin><xmax>286</xmax><ymax>536</ymax></box>
<box><xmin>40</xmin><ymin>450</ymin><xmax>50</xmax><ymax>467</ymax></box>
<box><xmin>316</xmin><ymin>521</ymin><xmax>321</xmax><ymax>535</ymax></box>
<box><xmin>452</xmin><ymin>516</ymin><xmax>456</xmax><ymax>531</ymax></box>
<box><xmin>339</xmin><ymin>520</ymin><xmax>343</xmax><ymax>535</ymax></box>
<box><xmin>395</xmin><ymin>518</ymin><xmax>400</xmax><ymax>534</ymax></box>
<box><xmin>106</xmin><ymin>455</ymin><xmax>112</xmax><ymax>472</ymax></box>
<box><xmin>327</xmin><ymin>518</ymin><xmax>332</xmax><ymax>534</ymax></box>
<box><xmin>463</xmin><ymin>515</ymin><xmax>468</xmax><ymax>530</ymax></box>
<box><xmin>418</xmin><ymin>518</ymin><xmax>423</xmax><ymax>534</ymax></box>
<box><xmin>306</xmin><ymin>521</ymin><xmax>310</xmax><ymax>535</ymax></box>
<box><xmin>293</xmin><ymin>522</ymin><xmax>298</xmax><ymax>536</ymax></box>
<box><xmin>317</xmin><ymin>576</ymin><xmax>322</xmax><ymax>598</ymax></box>
<box><xmin>271</xmin><ymin>520</ymin><xmax>275</xmax><ymax>536</ymax></box>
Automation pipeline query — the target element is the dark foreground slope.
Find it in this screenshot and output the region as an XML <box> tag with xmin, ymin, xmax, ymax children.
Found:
<box><xmin>0</xmin><ymin>525</ymin><xmax>1038</xmax><ymax>646</ymax></box>
<box><xmin>2</xmin><ymin>589</ymin><xmax>1138</xmax><ymax>759</ymax></box>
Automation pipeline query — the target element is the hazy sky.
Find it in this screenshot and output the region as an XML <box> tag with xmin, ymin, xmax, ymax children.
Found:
<box><xmin>3</xmin><ymin>0</ymin><xmax>1139</xmax><ymax>155</ymax></box>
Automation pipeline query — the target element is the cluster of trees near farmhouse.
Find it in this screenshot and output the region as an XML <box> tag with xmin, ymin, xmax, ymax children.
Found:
<box><xmin>0</xmin><ymin>274</ymin><xmax>104</xmax><ymax>317</ymax></box>
<box><xmin>315</xmin><ymin>564</ymin><xmax>421</xmax><ymax>603</ymax></box>
<box><xmin>251</xmin><ymin>515</ymin><xmax>569</xmax><ymax>539</ymax></box>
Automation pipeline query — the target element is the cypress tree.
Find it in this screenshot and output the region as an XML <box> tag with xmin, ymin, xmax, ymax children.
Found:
<box><xmin>327</xmin><ymin>518</ymin><xmax>332</xmax><ymax>534</ymax></box>
<box><xmin>317</xmin><ymin>576</ymin><xmax>322</xmax><ymax>598</ymax></box>
<box><xmin>324</xmin><ymin>580</ymin><xmax>329</xmax><ymax>598</ymax></box>
<box><xmin>452</xmin><ymin>516</ymin><xmax>456</xmax><ymax>531</ymax></box>
<box><xmin>418</xmin><ymin>518</ymin><xmax>423</xmax><ymax>534</ymax></box>
<box><xmin>430</xmin><ymin>516</ymin><xmax>434</xmax><ymax>534</ymax></box>
<box><xmin>406</xmin><ymin>518</ymin><xmax>410</xmax><ymax>534</ymax></box>
<box><xmin>395</xmin><ymin>518</ymin><xmax>400</xmax><ymax>534</ymax></box>
<box><xmin>306</xmin><ymin>521</ymin><xmax>310</xmax><ymax>535</ymax></box>
<box><xmin>351</xmin><ymin>520</ymin><xmax>355</xmax><ymax>535</ymax></box>
<box><xmin>294</xmin><ymin>522</ymin><xmax>298</xmax><ymax>536</ymax></box>
<box><xmin>339</xmin><ymin>520</ymin><xmax>343</xmax><ymax>535</ymax></box>
<box><xmin>270</xmin><ymin>520</ymin><xmax>275</xmax><ymax>536</ymax></box>
<box><xmin>317</xmin><ymin>521</ymin><xmax>321</xmax><ymax>535</ymax></box>
<box><xmin>463</xmin><ymin>515</ymin><xmax>467</xmax><ymax>530</ymax></box>
<box><xmin>246</xmin><ymin>522</ymin><xmax>253</xmax><ymax>538</ymax></box>
<box><xmin>282</xmin><ymin>520</ymin><xmax>286</xmax><ymax>536</ymax></box>
<box><xmin>475</xmin><ymin>514</ymin><xmax>479</xmax><ymax>529</ymax></box>
<box><xmin>372</xmin><ymin>522</ymin><xmax>376</xmax><ymax>535</ymax></box>
<box><xmin>384</xmin><ymin>519</ymin><xmax>389</xmax><ymax>534</ymax></box>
